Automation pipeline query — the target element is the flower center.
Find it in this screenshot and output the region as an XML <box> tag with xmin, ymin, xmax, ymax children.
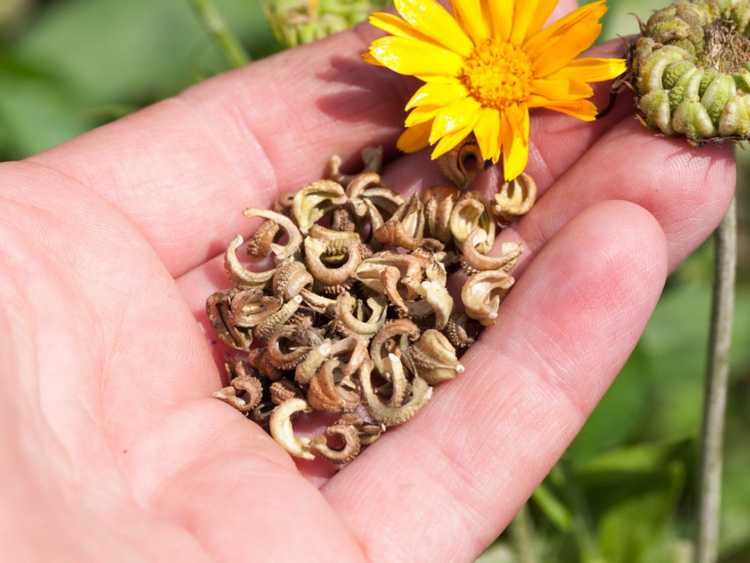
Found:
<box><xmin>460</xmin><ymin>40</ymin><xmax>532</xmax><ymax>109</ymax></box>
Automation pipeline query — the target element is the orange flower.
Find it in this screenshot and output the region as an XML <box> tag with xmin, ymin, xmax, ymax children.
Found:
<box><xmin>365</xmin><ymin>0</ymin><xmax>625</xmax><ymax>180</ymax></box>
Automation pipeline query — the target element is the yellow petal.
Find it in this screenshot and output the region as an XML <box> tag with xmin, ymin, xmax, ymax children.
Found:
<box><xmin>531</xmin><ymin>78</ymin><xmax>593</xmax><ymax>101</ymax></box>
<box><xmin>394</xmin><ymin>0</ymin><xmax>474</xmax><ymax>57</ymax></box>
<box><xmin>429</xmin><ymin>98</ymin><xmax>482</xmax><ymax>144</ymax></box>
<box><xmin>524</xmin><ymin>1</ymin><xmax>606</xmax><ymax>59</ymax></box>
<box><xmin>532</xmin><ymin>20</ymin><xmax>603</xmax><ymax>77</ymax></box>
<box><xmin>528</xmin><ymin>98</ymin><xmax>599</xmax><ymax>121</ymax></box>
<box><xmin>368</xmin><ymin>12</ymin><xmax>437</xmax><ymax>44</ymax></box>
<box><xmin>527</xmin><ymin>0</ymin><xmax>559</xmax><ymax>37</ymax></box>
<box><xmin>398</xmin><ymin>121</ymin><xmax>433</xmax><ymax>153</ymax></box>
<box><xmin>510</xmin><ymin>0</ymin><xmax>539</xmax><ymax>45</ymax></box>
<box><xmin>369</xmin><ymin>36</ymin><xmax>464</xmax><ymax>77</ymax></box>
<box><xmin>431</xmin><ymin>123</ymin><xmax>476</xmax><ymax>159</ymax></box>
<box><xmin>487</xmin><ymin>0</ymin><xmax>513</xmax><ymax>41</ymax></box>
<box><xmin>406</xmin><ymin>80</ymin><xmax>468</xmax><ymax>110</ymax></box>
<box><xmin>450</xmin><ymin>0</ymin><xmax>489</xmax><ymax>45</ymax></box>
<box><xmin>501</xmin><ymin>104</ymin><xmax>529</xmax><ymax>180</ymax></box>
<box><xmin>361</xmin><ymin>51</ymin><xmax>384</xmax><ymax>66</ymax></box>
<box><xmin>548</xmin><ymin>57</ymin><xmax>627</xmax><ymax>82</ymax></box>
<box><xmin>473</xmin><ymin>107</ymin><xmax>501</xmax><ymax>163</ymax></box>
<box><xmin>405</xmin><ymin>105</ymin><xmax>442</xmax><ymax>127</ymax></box>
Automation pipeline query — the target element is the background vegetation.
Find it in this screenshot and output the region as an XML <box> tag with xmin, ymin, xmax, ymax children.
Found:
<box><xmin>0</xmin><ymin>1</ymin><xmax>747</xmax><ymax>561</ymax></box>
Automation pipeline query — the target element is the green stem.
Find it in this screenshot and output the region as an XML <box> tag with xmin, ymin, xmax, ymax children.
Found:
<box><xmin>511</xmin><ymin>504</ymin><xmax>538</xmax><ymax>563</ymax></box>
<box><xmin>188</xmin><ymin>0</ymin><xmax>249</xmax><ymax>68</ymax></box>
<box><xmin>695</xmin><ymin>198</ymin><xmax>737</xmax><ymax>563</ymax></box>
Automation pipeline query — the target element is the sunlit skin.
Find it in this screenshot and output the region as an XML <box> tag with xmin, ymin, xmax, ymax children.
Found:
<box><xmin>0</xmin><ymin>1</ymin><xmax>736</xmax><ymax>562</ymax></box>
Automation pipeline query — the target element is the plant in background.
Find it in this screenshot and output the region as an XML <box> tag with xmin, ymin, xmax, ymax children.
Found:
<box><xmin>628</xmin><ymin>2</ymin><xmax>744</xmax><ymax>563</ymax></box>
<box><xmin>363</xmin><ymin>0</ymin><xmax>625</xmax><ymax>180</ymax></box>
<box><xmin>263</xmin><ymin>0</ymin><xmax>390</xmax><ymax>47</ymax></box>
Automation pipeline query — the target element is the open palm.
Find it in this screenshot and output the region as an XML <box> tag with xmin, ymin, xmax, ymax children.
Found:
<box><xmin>0</xmin><ymin>3</ymin><xmax>736</xmax><ymax>562</ymax></box>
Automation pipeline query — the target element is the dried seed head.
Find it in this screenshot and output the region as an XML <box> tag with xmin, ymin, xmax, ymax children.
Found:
<box><xmin>462</xmin><ymin>270</ymin><xmax>515</xmax><ymax>327</ymax></box>
<box><xmin>437</xmin><ymin>135</ymin><xmax>484</xmax><ymax>189</ymax></box>
<box><xmin>292</xmin><ymin>180</ymin><xmax>347</xmax><ymax>233</ymax></box>
<box><xmin>491</xmin><ymin>172</ymin><xmax>537</xmax><ymax>224</ymax></box>
<box><xmin>269</xmin><ymin>398</ymin><xmax>315</xmax><ymax>460</ymax></box>
<box><xmin>450</xmin><ymin>192</ymin><xmax>496</xmax><ymax>254</ymax></box>
<box><xmin>631</xmin><ymin>1</ymin><xmax>750</xmax><ymax>141</ymax></box>
<box><xmin>408</xmin><ymin>330</ymin><xmax>464</xmax><ymax>385</ymax></box>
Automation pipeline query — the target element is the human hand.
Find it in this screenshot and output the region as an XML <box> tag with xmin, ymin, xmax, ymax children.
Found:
<box><xmin>0</xmin><ymin>1</ymin><xmax>735</xmax><ymax>561</ymax></box>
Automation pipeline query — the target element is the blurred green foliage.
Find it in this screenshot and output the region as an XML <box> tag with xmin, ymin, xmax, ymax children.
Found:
<box><xmin>0</xmin><ymin>1</ymin><xmax>748</xmax><ymax>561</ymax></box>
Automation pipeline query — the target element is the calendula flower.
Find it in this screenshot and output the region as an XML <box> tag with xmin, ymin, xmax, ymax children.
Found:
<box><xmin>364</xmin><ymin>0</ymin><xmax>626</xmax><ymax>180</ymax></box>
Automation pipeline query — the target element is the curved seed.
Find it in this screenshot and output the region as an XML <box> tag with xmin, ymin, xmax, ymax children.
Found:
<box><xmin>407</xmin><ymin>330</ymin><xmax>464</xmax><ymax>385</ymax></box>
<box><xmin>304</xmin><ymin>237</ymin><xmax>362</xmax><ymax>289</ymax></box>
<box><xmin>369</xmin><ymin>319</ymin><xmax>420</xmax><ymax>376</ymax></box>
<box><xmin>461</xmin><ymin>229</ymin><xmax>522</xmax><ymax>273</ymax></box>
<box><xmin>462</xmin><ymin>270</ymin><xmax>515</xmax><ymax>327</ymax></box>
<box><xmin>224</xmin><ymin>235</ymin><xmax>275</xmax><ymax>287</ymax></box>
<box><xmin>335</xmin><ymin>292</ymin><xmax>388</xmax><ymax>339</ymax></box>
<box><xmin>450</xmin><ymin>193</ymin><xmax>495</xmax><ymax>253</ymax></box>
<box><xmin>359</xmin><ymin>357</ymin><xmax>433</xmax><ymax>427</ymax></box>
<box><xmin>269</xmin><ymin>399</ymin><xmax>315</xmax><ymax>460</ymax></box>
<box><xmin>246</xmin><ymin>220</ymin><xmax>280</xmax><ymax>258</ymax></box>
<box><xmin>272</xmin><ymin>259</ymin><xmax>313</xmax><ymax>300</ymax></box>
<box><xmin>491</xmin><ymin>173</ymin><xmax>537</xmax><ymax>223</ymax></box>
<box><xmin>311</xmin><ymin>424</ymin><xmax>362</xmax><ymax>466</ymax></box>
<box><xmin>244</xmin><ymin>208</ymin><xmax>303</xmax><ymax>260</ymax></box>
<box><xmin>307</xmin><ymin>359</ymin><xmax>360</xmax><ymax>413</ymax></box>
<box><xmin>295</xmin><ymin>340</ymin><xmax>333</xmax><ymax>385</ymax></box>
<box><xmin>254</xmin><ymin>295</ymin><xmax>304</xmax><ymax>341</ymax></box>
<box><xmin>213</xmin><ymin>374</ymin><xmax>263</xmax><ymax>413</ymax></box>
<box><xmin>292</xmin><ymin>180</ymin><xmax>347</xmax><ymax>233</ymax></box>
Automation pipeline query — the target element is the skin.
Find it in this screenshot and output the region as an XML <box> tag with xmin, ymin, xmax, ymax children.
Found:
<box><xmin>0</xmin><ymin>2</ymin><xmax>736</xmax><ymax>562</ymax></box>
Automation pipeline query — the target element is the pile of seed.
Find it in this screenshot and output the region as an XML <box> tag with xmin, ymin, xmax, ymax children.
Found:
<box><xmin>207</xmin><ymin>146</ymin><xmax>536</xmax><ymax>466</ymax></box>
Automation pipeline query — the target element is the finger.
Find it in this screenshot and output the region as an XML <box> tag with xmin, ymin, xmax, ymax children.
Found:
<box><xmin>322</xmin><ymin>200</ymin><xmax>669</xmax><ymax>563</ymax></box>
<box><xmin>494</xmin><ymin>118</ymin><xmax>736</xmax><ymax>274</ymax></box>
<box><xmin>31</xmin><ymin>1</ymin><xmax>583</xmax><ymax>278</ymax></box>
<box><xmin>31</xmin><ymin>28</ymin><xmax>413</xmax><ymax>277</ymax></box>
